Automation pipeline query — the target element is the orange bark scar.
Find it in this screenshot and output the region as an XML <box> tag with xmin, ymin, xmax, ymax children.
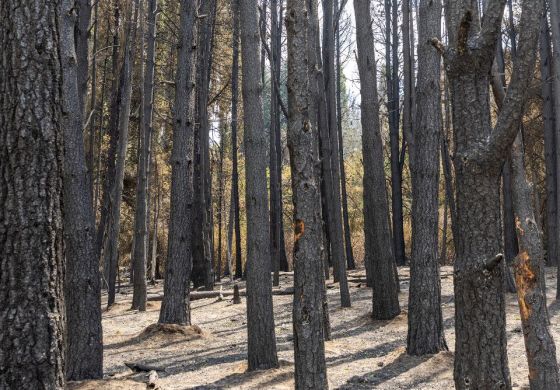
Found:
<box><xmin>294</xmin><ymin>219</ymin><xmax>305</xmax><ymax>242</ymax></box>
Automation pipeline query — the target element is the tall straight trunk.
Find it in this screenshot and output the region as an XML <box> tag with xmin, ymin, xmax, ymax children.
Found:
<box><xmin>149</xmin><ymin>158</ymin><xmax>160</xmax><ymax>283</ymax></box>
<box><xmin>217</xmin><ymin>118</ymin><xmax>226</xmax><ymax>282</ymax></box>
<box><xmin>286</xmin><ymin>0</ymin><xmax>329</xmax><ymax>386</ymax></box>
<box><xmin>0</xmin><ymin>1</ymin><xmax>65</xmax><ymax>387</ymax></box>
<box><xmin>87</xmin><ymin>1</ymin><xmax>99</xmax><ymax>194</ymax></box>
<box><xmin>192</xmin><ymin>0</ymin><xmax>217</xmax><ymax>290</ymax></box>
<box><xmin>240</xmin><ymin>0</ymin><xmax>279</xmax><ymax>370</ymax></box>
<box><xmin>59</xmin><ymin>0</ymin><xmax>103</xmax><ymax>379</ymax></box>
<box><xmin>226</xmin><ymin>186</ymin><xmax>235</xmax><ymax>279</ymax></box>
<box><xmin>76</xmin><ymin>0</ymin><xmax>92</xmax><ymax>118</ymax></box>
<box><xmin>438</xmin><ymin>0</ymin><xmax>542</xmax><ymax>387</ymax></box>
<box><xmin>322</xmin><ymin>0</ymin><xmax>351</xmax><ymax>307</ymax></box>
<box><xmin>354</xmin><ymin>0</ymin><xmax>401</xmax><ymax>320</ymax></box>
<box><xmin>158</xmin><ymin>0</ymin><xmax>198</xmax><ymax>325</ymax></box>
<box><xmin>335</xmin><ymin>0</ymin><xmax>355</xmax><ymax>270</ymax></box>
<box><xmin>541</xmin><ymin>3</ymin><xmax>558</xmax><ymax>268</ymax></box>
<box><xmin>386</xmin><ymin>0</ymin><xmax>406</xmax><ymax>266</ymax></box>
<box><xmin>231</xmin><ymin>0</ymin><xmax>243</xmax><ymax>279</ymax></box>
<box><xmin>550</xmin><ymin>0</ymin><xmax>560</xmax><ymax>299</ymax></box>
<box><xmin>132</xmin><ymin>0</ymin><xmax>158</xmax><ymax>311</ymax></box>
<box><xmin>407</xmin><ymin>0</ymin><xmax>447</xmax><ymax>356</ymax></box>
<box><xmin>402</xmin><ymin>0</ymin><xmax>414</xmax><ymax>146</ymax></box>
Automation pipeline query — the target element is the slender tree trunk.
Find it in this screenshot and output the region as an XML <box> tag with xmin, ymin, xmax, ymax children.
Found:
<box><xmin>226</xmin><ymin>186</ymin><xmax>235</xmax><ymax>280</ymax></box>
<box><xmin>59</xmin><ymin>0</ymin><xmax>103</xmax><ymax>379</ymax></box>
<box><xmin>354</xmin><ymin>0</ymin><xmax>401</xmax><ymax>320</ymax></box>
<box><xmin>158</xmin><ymin>0</ymin><xmax>198</xmax><ymax>325</ymax></box>
<box><xmin>407</xmin><ymin>0</ymin><xmax>447</xmax><ymax>356</ymax></box>
<box><xmin>217</xmin><ymin>118</ymin><xmax>226</xmax><ymax>282</ymax></box>
<box><xmin>540</xmin><ymin>2</ymin><xmax>558</xmax><ymax>268</ymax></box>
<box><xmin>0</xmin><ymin>2</ymin><xmax>65</xmax><ymax>387</ymax></box>
<box><xmin>76</xmin><ymin>0</ymin><xmax>92</xmax><ymax>118</ymax></box>
<box><xmin>335</xmin><ymin>0</ymin><xmax>355</xmax><ymax>270</ymax></box>
<box><xmin>231</xmin><ymin>0</ymin><xmax>243</xmax><ymax>279</ymax></box>
<box><xmin>132</xmin><ymin>0</ymin><xmax>158</xmax><ymax>311</ymax></box>
<box><xmin>149</xmin><ymin>158</ymin><xmax>160</xmax><ymax>283</ymax></box>
<box><xmin>322</xmin><ymin>0</ymin><xmax>351</xmax><ymax>307</ymax></box>
<box><xmin>87</xmin><ymin>1</ymin><xmax>99</xmax><ymax>195</ymax></box>
<box><xmin>240</xmin><ymin>0</ymin><xmax>279</xmax><ymax>370</ymax></box>
<box><xmin>287</xmin><ymin>0</ymin><xmax>329</xmax><ymax>386</ymax></box>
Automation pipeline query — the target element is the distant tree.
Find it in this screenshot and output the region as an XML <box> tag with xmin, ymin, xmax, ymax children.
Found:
<box><xmin>0</xmin><ymin>1</ymin><xmax>65</xmax><ymax>387</ymax></box>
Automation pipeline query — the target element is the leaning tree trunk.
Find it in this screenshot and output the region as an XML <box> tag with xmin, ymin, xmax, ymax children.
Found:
<box><xmin>132</xmin><ymin>0</ymin><xmax>158</xmax><ymax>311</ymax></box>
<box><xmin>354</xmin><ymin>0</ymin><xmax>401</xmax><ymax>321</ymax></box>
<box><xmin>437</xmin><ymin>0</ymin><xmax>542</xmax><ymax>387</ymax></box>
<box><xmin>286</xmin><ymin>0</ymin><xmax>329</xmax><ymax>387</ymax></box>
<box><xmin>322</xmin><ymin>0</ymin><xmax>351</xmax><ymax>308</ymax></box>
<box><xmin>158</xmin><ymin>0</ymin><xmax>198</xmax><ymax>325</ymax></box>
<box><xmin>407</xmin><ymin>0</ymin><xmax>447</xmax><ymax>356</ymax></box>
<box><xmin>540</xmin><ymin>1</ymin><xmax>558</xmax><ymax>269</ymax></box>
<box><xmin>0</xmin><ymin>2</ymin><xmax>65</xmax><ymax>387</ymax></box>
<box><xmin>231</xmin><ymin>0</ymin><xmax>243</xmax><ymax>280</ymax></box>
<box><xmin>240</xmin><ymin>0</ymin><xmax>279</xmax><ymax>370</ymax></box>
<box><xmin>59</xmin><ymin>0</ymin><xmax>103</xmax><ymax>379</ymax></box>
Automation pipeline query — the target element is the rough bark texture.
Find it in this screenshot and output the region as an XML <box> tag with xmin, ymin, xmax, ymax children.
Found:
<box><xmin>438</xmin><ymin>0</ymin><xmax>542</xmax><ymax>387</ymax></box>
<box><xmin>354</xmin><ymin>0</ymin><xmax>401</xmax><ymax>321</ymax></box>
<box><xmin>76</xmin><ymin>0</ymin><xmax>92</xmax><ymax>117</ymax></box>
<box><xmin>132</xmin><ymin>0</ymin><xmax>158</xmax><ymax>311</ymax></box>
<box><xmin>158</xmin><ymin>0</ymin><xmax>197</xmax><ymax>325</ymax></box>
<box><xmin>0</xmin><ymin>2</ymin><xmax>65</xmax><ymax>387</ymax></box>
<box><xmin>240</xmin><ymin>0</ymin><xmax>279</xmax><ymax>371</ymax></box>
<box><xmin>286</xmin><ymin>0</ymin><xmax>329</xmax><ymax>387</ymax></box>
<box><xmin>540</xmin><ymin>4</ymin><xmax>558</xmax><ymax>268</ymax></box>
<box><xmin>407</xmin><ymin>0</ymin><xmax>448</xmax><ymax>356</ymax></box>
<box><xmin>231</xmin><ymin>0</ymin><xmax>243</xmax><ymax>280</ymax></box>
<box><xmin>59</xmin><ymin>0</ymin><xmax>103</xmax><ymax>379</ymax></box>
<box><xmin>322</xmin><ymin>0</ymin><xmax>351</xmax><ymax>307</ymax></box>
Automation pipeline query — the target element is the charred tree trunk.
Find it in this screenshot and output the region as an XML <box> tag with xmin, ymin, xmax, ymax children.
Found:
<box><xmin>158</xmin><ymin>0</ymin><xmax>197</xmax><ymax>325</ymax></box>
<box><xmin>132</xmin><ymin>0</ymin><xmax>158</xmax><ymax>311</ymax></box>
<box><xmin>240</xmin><ymin>0</ymin><xmax>279</xmax><ymax>370</ymax></box>
<box><xmin>286</xmin><ymin>0</ymin><xmax>329</xmax><ymax>386</ymax></box>
<box><xmin>354</xmin><ymin>0</ymin><xmax>401</xmax><ymax>320</ymax></box>
<box><xmin>407</xmin><ymin>0</ymin><xmax>448</xmax><ymax>356</ymax></box>
<box><xmin>0</xmin><ymin>2</ymin><xmax>65</xmax><ymax>387</ymax></box>
<box><xmin>59</xmin><ymin>0</ymin><xmax>103</xmax><ymax>379</ymax></box>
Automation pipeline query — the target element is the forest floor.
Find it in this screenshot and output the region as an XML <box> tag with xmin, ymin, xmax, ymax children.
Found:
<box><xmin>69</xmin><ymin>266</ymin><xmax>560</xmax><ymax>390</ymax></box>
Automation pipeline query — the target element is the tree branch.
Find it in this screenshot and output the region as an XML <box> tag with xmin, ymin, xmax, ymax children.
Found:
<box><xmin>477</xmin><ymin>0</ymin><xmax>507</xmax><ymax>53</ymax></box>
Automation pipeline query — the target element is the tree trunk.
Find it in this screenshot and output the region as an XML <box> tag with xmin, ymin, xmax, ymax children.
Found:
<box><xmin>286</xmin><ymin>0</ymin><xmax>329</xmax><ymax>386</ymax></box>
<box><xmin>158</xmin><ymin>0</ymin><xmax>197</xmax><ymax>325</ymax></box>
<box><xmin>240</xmin><ymin>0</ymin><xmax>279</xmax><ymax>370</ymax></box>
<box><xmin>132</xmin><ymin>0</ymin><xmax>158</xmax><ymax>311</ymax></box>
<box><xmin>76</xmin><ymin>0</ymin><xmax>92</xmax><ymax>118</ymax></box>
<box><xmin>407</xmin><ymin>0</ymin><xmax>448</xmax><ymax>356</ymax></box>
<box><xmin>231</xmin><ymin>0</ymin><xmax>243</xmax><ymax>280</ymax></box>
<box><xmin>439</xmin><ymin>0</ymin><xmax>542</xmax><ymax>387</ymax></box>
<box><xmin>59</xmin><ymin>0</ymin><xmax>103</xmax><ymax>379</ymax></box>
<box><xmin>149</xmin><ymin>159</ymin><xmax>160</xmax><ymax>283</ymax></box>
<box><xmin>354</xmin><ymin>0</ymin><xmax>401</xmax><ymax>320</ymax></box>
<box><xmin>0</xmin><ymin>2</ymin><xmax>65</xmax><ymax>387</ymax></box>
<box><xmin>540</xmin><ymin>3</ymin><xmax>558</xmax><ymax>268</ymax></box>
<box><xmin>321</xmin><ymin>0</ymin><xmax>351</xmax><ymax>307</ymax></box>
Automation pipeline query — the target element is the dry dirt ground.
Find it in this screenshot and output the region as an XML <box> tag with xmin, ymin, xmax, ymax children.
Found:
<box><xmin>69</xmin><ymin>266</ymin><xmax>560</xmax><ymax>390</ymax></box>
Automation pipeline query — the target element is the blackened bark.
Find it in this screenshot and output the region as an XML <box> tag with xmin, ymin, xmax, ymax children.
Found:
<box><xmin>438</xmin><ymin>0</ymin><xmax>543</xmax><ymax>387</ymax></box>
<box><xmin>158</xmin><ymin>0</ymin><xmax>197</xmax><ymax>325</ymax></box>
<box><xmin>407</xmin><ymin>0</ymin><xmax>447</xmax><ymax>356</ymax></box>
<box><xmin>286</xmin><ymin>0</ymin><xmax>329</xmax><ymax>386</ymax></box>
<box><xmin>322</xmin><ymin>0</ymin><xmax>351</xmax><ymax>307</ymax></box>
<box><xmin>76</xmin><ymin>0</ymin><xmax>92</xmax><ymax>117</ymax></box>
<box><xmin>59</xmin><ymin>0</ymin><xmax>103</xmax><ymax>379</ymax></box>
<box><xmin>0</xmin><ymin>2</ymin><xmax>65</xmax><ymax>387</ymax></box>
<box><xmin>240</xmin><ymin>0</ymin><xmax>279</xmax><ymax>370</ymax></box>
<box><xmin>541</xmin><ymin>4</ymin><xmax>558</xmax><ymax>268</ymax></box>
<box><xmin>132</xmin><ymin>0</ymin><xmax>158</xmax><ymax>311</ymax></box>
<box><xmin>354</xmin><ymin>0</ymin><xmax>400</xmax><ymax>320</ymax></box>
<box><xmin>231</xmin><ymin>0</ymin><xmax>243</xmax><ymax>280</ymax></box>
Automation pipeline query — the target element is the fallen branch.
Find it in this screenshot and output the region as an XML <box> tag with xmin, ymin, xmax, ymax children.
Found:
<box><xmin>147</xmin><ymin>287</ymin><xmax>294</xmax><ymax>302</ymax></box>
<box><xmin>124</xmin><ymin>362</ymin><xmax>167</xmax><ymax>373</ymax></box>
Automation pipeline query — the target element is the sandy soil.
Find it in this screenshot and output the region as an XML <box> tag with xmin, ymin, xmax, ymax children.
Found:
<box><xmin>69</xmin><ymin>266</ymin><xmax>560</xmax><ymax>389</ymax></box>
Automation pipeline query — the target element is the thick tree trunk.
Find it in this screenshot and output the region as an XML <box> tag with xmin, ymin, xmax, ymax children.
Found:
<box><xmin>322</xmin><ymin>0</ymin><xmax>351</xmax><ymax>307</ymax></box>
<box><xmin>240</xmin><ymin>0</ymin><xmax>279</xmax><ymax>370</ymax></box>
<box><xmin>132</xmin><ymin>0</ymin><xmax>158</xmax><ymax>311</ymax></box>
<box><xmin>407</xmin><ymin>0</ymin><xmax>447</xmax><ymax>356</ymax></box>
<box><xmin>439</xmin><ymin>0</ymin><xmax>542</xmax><ymax>387</ymax></box>
<box><xmin>540</xmin><ymin>4</ymin><xmax>558</xmax><ymax>268</ymax></box>
<box><xmin>59</xmin><ymin>0</ymin><xmax>103</xmax><ymax>379</ymax></box>
<box><xmin>0</xmin><ymin>2</ymin><xmax>65</xmax><ymax>387</ymax></box>
<box><xmin>231</xmin><ymin>0</ymin><xmax>243</xmax><ymax>280</ymax></box>
<box><xmin>286</xmin><ymin>0</ymin><xmax>329</xmax><ymax>387</ymax></box>
<box><xmin>354</xmin><ymin>0</ymin><xmax>401</xmax><ymax>321</ymax></box>
<box><xmin>158</xmin><ymin>0</ymin><xmax>197</xmax><ymax>325</ymax></box>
